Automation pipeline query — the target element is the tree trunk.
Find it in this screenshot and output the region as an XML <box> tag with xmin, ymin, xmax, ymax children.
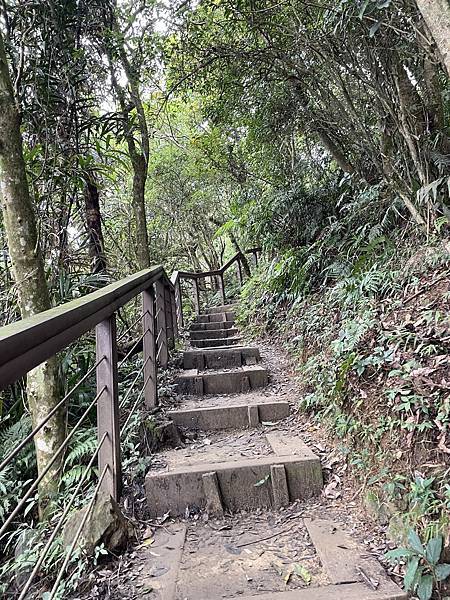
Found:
<box><xmin>0</xmin><ymin>32</ymin><xmax>64</xmax><ymax>517</ymax></box>
<box><xmin>105</xmin><ymin>35</ymin><xmax>151</xmax><ymax>270</ymax></box>
<box><xmin>131</xmin><ymin>153</ymin><xmax>151</xmax><ymax>269</ymax></box>
<box><xmin>416</xmin><ymin>0</ymin><xmax>450</xmax><ymax>77</ymax></box>
<box><xmin>288</xmin><ymin>76</ymin><xmax>355</xmax><ymax>174</ymax></box>
<box><xmin>315</xmin><ymin>127</ymin><xmax>355</xmax><ymax>174</ymax></box>
<box><xmin>84</xmin><ymin>174</ymin><xmax>107</xmax><ymax>274</ymax></box>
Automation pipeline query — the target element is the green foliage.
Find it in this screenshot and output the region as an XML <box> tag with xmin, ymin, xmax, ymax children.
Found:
<box><xmin>0</xmin><ymin>416</ymin><xmax>34</xmax><ymax>524</ymax></box>
<box><xmin>385</xmin><ymin>530</ymin><xmax>450</xmax><ymax>599</ymax></box>
<box><xmin>61</xmin><ymin>428</ymin><xmax>98</xmax><ymax>489</ymax></box>
<box><xmin>239</xmin><ymin>204</ymin><xmax>450</xmax><ymax>598</ymax></box>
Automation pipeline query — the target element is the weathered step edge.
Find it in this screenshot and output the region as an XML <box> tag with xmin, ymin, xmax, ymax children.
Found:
<box><xmin>204</xmin><ymin>304</ymin><xmax>237</xmax><ymax>314</ymax></box>
<box><xmin>235</xmin><ymin>583</ymin><xmax>406</xmax><ymax>600</ymax></box>
<box><xmin>145</xmin><ymin>439</ymin><xmax>322</xmax><ymax>517</ymax></box>
<box><xmin>190</xmin><ymin>327</ymin><xmax>239</xmax><ymax>340</ymax></box>
<box><xmin>184</xmin><ymin>346</ymin><xmax>260</xmax><ymax>370</ymax></box>
<box><xmin>190</xmin><ymin>320</ymin><xmax>235</xmax><ymax>331</ymax></box>
<box><xmin>169</xmin><ymin>401</ymin><xmax>289</xmax><ymax>430</ymax></box>
<box><xmin>176</xmin><ymin>365</ymin><xmax>269</xmax><ymax>395</ymax></box>
<box><xmin>190</xmin><ymin>336</ymin><xmax>242</xmax><ymax>348</ymax></box>
<box><xmin>196</xmin><ymin>311</ymin><xmax>236</xmax><ymax>323</ymax></box>
<box><xmin>303</xmin><ymin>518</ymin><xmax>407</xmax><ymax>600</ymax></box>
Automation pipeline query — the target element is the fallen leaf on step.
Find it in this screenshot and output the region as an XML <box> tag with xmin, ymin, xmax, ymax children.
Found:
<box><xmin>294</xmin><ymin>564</ymin><xmax>312</xmax><ymax>585</ymax></box>
<box><xmin>136</xmin><ymin>537</ymin><xmax>154</xmax><ymax>549</ymax></box>
<box><xmin>224</xmin><ymin>544</ymin><xmax>242</xmax><ymax>555</ymax></box>
<box><xmin>284</xmin><ymin>568</ymin><xmax>293</xmax><ymax>585</ymax></box>
<box><xmin>254</xmin><ymin>474</ymin><xmax>270</xmax><ymax>487</ymax></box>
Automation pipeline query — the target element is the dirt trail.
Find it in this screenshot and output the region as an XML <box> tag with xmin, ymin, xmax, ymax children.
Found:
<box><xmin>75</xmin><ymin>308</ymin><xmax>406</xmax><ymax>600</ymax></box>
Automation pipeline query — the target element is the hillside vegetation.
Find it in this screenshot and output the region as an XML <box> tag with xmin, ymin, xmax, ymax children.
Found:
<box><xmin>240</xmin><ymin>231</ymin><xmax>450</xmax><ymax>545</ymax></box>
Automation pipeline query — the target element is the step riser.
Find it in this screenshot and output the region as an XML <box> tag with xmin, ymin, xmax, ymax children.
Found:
<box><xmin>191</xmin><ymin>337</ymin><xmax>241</xmax><ymax>348</ymax></box>
<box><xmin>177</xmin><ymin>368</ymin><xmax>268</xmax><ymax>395</ymax></box>
<box><xmin>190</xmin><ymin>321</ymin><xmax>234</xmax><ymax>331</ymax></box>
<box><xmin>204</xmin><ymin>304</ymin><xmax>236</xmax><ymax>314</ymax></box>
<box><xmin>184</xmin><ymin>347</ymin><xmax>260</xmax><ymax>370</ymax></box>
<box><xmin>196</xmin><ymin>312</ymin><xmax>235</xmax><ymax>323</ymax></box>
<box><xmin>190</xmin><ymin>328</ymin><xmax>238</xmax><ymax>340</ymax></box>
<box><xmin>146</xmin><ymin>455</ymin><xmax>323</xmax><ymax>517</ymax></box>
<box><xmin>169</xmin><ymin>402</ymin><xmax>289</xmax><ymax>430</ymax></box>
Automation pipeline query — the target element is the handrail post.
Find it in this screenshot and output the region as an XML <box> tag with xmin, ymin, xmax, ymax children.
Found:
<box><xmin>96</xmin><ymin>314</ymin><xmax>121</xmax><ymax>500</ymax></box>
<box><xmin>218</xmin><ymin>272</ymin><xmax>226</xmax><ymax>305</ymax></box>
<box><xmin>165</xmin><ymin>285</ymin><xmax>175</xmax><ymax>350</ymax></box>
<box><xmin>193</xmin><ymin>278</ymin><xmax>200</xmax><ymax>314</ymax></box>
<box><xmin>155</xmin><ymin>279</ymin><xmax>168</xmax><ymax>368</ymax></box>
<box><xmin>175</xmin><ymin>277</ymin><xmax>183</xmax><ymax>329</ymax></box>
<box><xmin>236</xmin><ymin>258</ymin><xmax>243</xmax><ymax>286</ymax></box>
<box><xmin>143</xmin><ymin>285</ymin><xmax>157</xmax><ymax>408</ymax></box>
<box><xmin>170</xmin><ymin>287</ymin><xmax>179</xmax><ymax>339</ymax></box>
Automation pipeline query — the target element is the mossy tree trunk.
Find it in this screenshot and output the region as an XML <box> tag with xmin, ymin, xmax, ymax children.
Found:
<box><xmin>105</xmin><ymin>12</ymin><xmax>151</xmax><ymax>271</ymax></box>
<box><xmin>84</xmin><ymin>173</ymin><xmax>107</xmax><ymax>274</ymax></box>
<box><xmin>416</xmin><ymin>0</ymin><xmax>450</xmax><ymax>77</ymax></box>
<box><xmin>0</xmin><ymin>32</ymin><xmax>64</xmax><ymax>517</ymax></box>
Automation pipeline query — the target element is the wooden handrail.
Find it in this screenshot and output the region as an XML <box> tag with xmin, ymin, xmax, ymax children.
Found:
<box><xmin>174</xmin><ymin>248</ymin><xmax>261</xmax><ymax>279</ymax></box>
<box><xmin>0</xmin><ymin>244</ymin><xmax>260</xmax><ymax>539</ymax></box>
<box><xmin>173</xmin><ymin>248</ymin><xmax>261</xmax><ymax>313</ymax></box>
<box><xmin>0</xmin><ymin>266</ymin><xmax>170</xmax><ymax>389</ymax></box>
<box><xmin>0</xmin><ymin>262</ymin><xmax>181</xmax><ymax>513</ymax></box>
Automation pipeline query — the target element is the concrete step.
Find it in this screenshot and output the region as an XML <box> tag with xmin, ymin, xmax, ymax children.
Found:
<box><xmin>191</xmin><ymin>336</ymin><xmax>242</xmax><ymax>348</ymax></box>
<box><xmin>145</xmin><ymin>432</ymin><xmax>323</xmax><ymax>517</ymax></box>
<box><xmin>236</xmin><ymin>584</ymin><xmax>406</xmax><ymax>600</ymax></box>
<box><xmin>133</xmin><ymin>517</ymin><xmax>405</xmax><ymax>600</ymax></box>
<box><xmin>176</xmin><ymin>365</ymin><xmax>268</xmax><ymax>395</ymax></box>
<box><xmin>196</xmin><ymin>311</ymin><xmax>235</xmax><ymax>323</ymax></box>
<box><xmin>169</xmin><ymin>400</ymin><xmax>289</xmax><ymax>430</ymax></box>
<box><xmin>190</xmin><ymin>327</ymin><xmax>239</xmax><ymax>340</ymax></box>
<box><xmin>204</xmin><ymin>304</ymin><xmax>237</xmax><ymax>314</ymax></box>
<box><xmin>184</xmin><ymin>346</ymin><xmax>260</xmax><ymax>369</ymax></box>
<box><xmin>190</xmin><ymin>320</ymin><xmax>235</xmax><ymax>331</ymax></box>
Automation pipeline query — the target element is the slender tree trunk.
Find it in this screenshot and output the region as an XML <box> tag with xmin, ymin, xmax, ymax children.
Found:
<box><xmin>416</xmin><ymin>0</ymin><xmax>450</xmax><ymax>77</ymax></box>
<box><xmin>105</xmin><ymin>44</ymin><xmax>151</xmax><ymax>270</ymax></box>
<box><xmin>84</xmin><ymin>174</ymin><xmax>107</xmax><ymax>274</ymax></box>
<box><xmin>131</xmin><ymin>154</ymin><xmax>151</xmax><ymax>269</ymax></box>
<box><xmin>0</xmin><ymin>32</ymin><xmax>64</xmax><ymax>517</ymax></box>
<box><xmin>314</xmin><ymin>127</ymin><xmax>355</xmax><ymax>174</ymax></box>
<box><xmin>288</xmin><ymin>77</ymin><xmax>355</xmax><ymax>174</ymax></box>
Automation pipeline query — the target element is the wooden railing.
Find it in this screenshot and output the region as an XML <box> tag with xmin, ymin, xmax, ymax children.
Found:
<box><xmin>0</xmin><ymin>248</ymin><xmax>259</xmax><ymax>598</ymax></box>
<box><xmin>171</xmin><ymin>248</ymin><xmax>259</xmax><ymax>321</ymax></box>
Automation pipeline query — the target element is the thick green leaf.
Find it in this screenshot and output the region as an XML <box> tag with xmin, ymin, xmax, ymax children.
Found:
<box><xmin>408</xmin><ymin>530</ymin><xmax>425</xmax><ymax>556</ymax></box>
<box><xmin>417</xmin><ymin>574</ymin><xmax>433</xmax><ymax>600</ymax></box>
<box><xmin>404</xmin><ymin>557</ymin><xmax>419</xmax><ymax>591</ymax></box>
<box><xmin>358</xmin><ymin>0</ymin><xmax>371</xmax><ymax>19</ymax></box>
<box><xmin>435</xmin><ymin>563</ymin><xmax>450</xmax><ymax>582</ymax></box>
<box><xmin>425</xmin><ymin>537</ymin><xmax>442</xmax><ymax>565</ymax></box>
<box><xmin>369</xmin><ymin>22</ymin><xmax>381</xmax><ymax>37</ymax></box>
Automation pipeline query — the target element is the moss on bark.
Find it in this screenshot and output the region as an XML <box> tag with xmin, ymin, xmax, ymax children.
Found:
<box><xmin>0</xmin><ymin>32</ymin><xmax>64</xmax><ymax>517</ymax></box>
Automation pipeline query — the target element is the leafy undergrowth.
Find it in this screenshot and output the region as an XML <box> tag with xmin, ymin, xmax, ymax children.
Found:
<box><xmin>238</xmin><ymin>239</ymin><xmax>450</xmax><ymax>598</ymax></box>
<box><xmin>0</xmin><ymin>349</ymin><xmax>181</xmax><ymax>599</ymax></box>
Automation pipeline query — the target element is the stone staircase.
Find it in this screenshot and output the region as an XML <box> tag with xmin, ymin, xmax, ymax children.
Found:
<box><xmin>142</xmin><ymin>303</ymin><xmax>407</xmax><ymax>600</ymax></box>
